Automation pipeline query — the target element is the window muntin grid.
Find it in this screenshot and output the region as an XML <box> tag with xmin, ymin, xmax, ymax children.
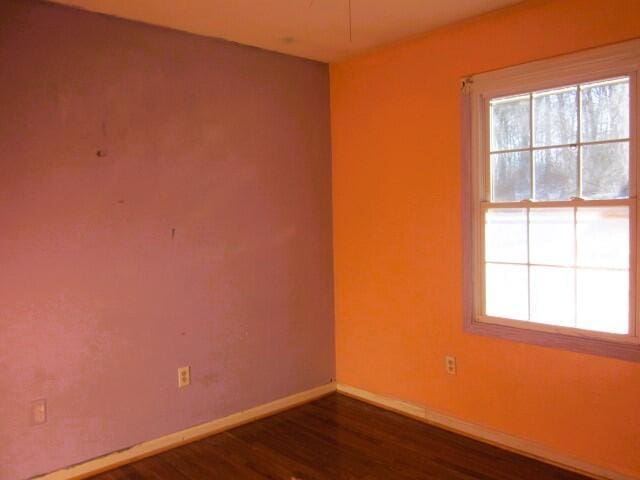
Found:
<box><xmin>483</xmin><ymin>76</ymin><xmax>632</xmax><ymax>335</ymax></box>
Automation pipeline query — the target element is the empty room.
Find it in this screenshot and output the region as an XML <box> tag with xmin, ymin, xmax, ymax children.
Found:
<box><xmin>1</xmin><ymin>0</ymin><xmax>639</xmax><ymax>479</ymax></box>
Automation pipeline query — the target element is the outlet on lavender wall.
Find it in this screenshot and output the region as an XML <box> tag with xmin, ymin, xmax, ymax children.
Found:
<box><xmin>30</xmin><ymin>400</ymin><xmax>47</xmax><ymax>426</ymax></box>
<box><xmin>0</xmin><ymin>1</ymin><xmax>335</xmax><ymax>478</ymax></box>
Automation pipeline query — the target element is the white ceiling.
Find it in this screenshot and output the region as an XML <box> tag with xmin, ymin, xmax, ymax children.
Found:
<box><xmin>49</xmin><ymin>0</ymin><xmax>523</xmax><ymax>62</ymax></box>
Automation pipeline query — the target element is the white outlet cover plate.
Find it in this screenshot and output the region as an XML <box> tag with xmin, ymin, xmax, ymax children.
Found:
<box><xmin>178</xmin><ymin>366</ymin><xmax>191</xmax><ymax>388</ymax></box>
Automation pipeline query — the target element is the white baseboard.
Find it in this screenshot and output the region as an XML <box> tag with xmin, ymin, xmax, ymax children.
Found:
<box><xmin>34</xmin><ymin>382</ymin><xmax>636</xmax><ymax>480</ymax></box>
<box><xmin>336</xmin><ymin>383</ymin><xmax>636</xmax><ymax>480</ymax></box>
<box><xmin>36</xmin><ymin>382</ymin><xmax>336</xmax><ymax>480</ymax></box>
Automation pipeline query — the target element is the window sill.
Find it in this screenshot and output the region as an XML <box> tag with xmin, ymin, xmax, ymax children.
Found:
<box><xmin>463</xmin><ymin>317</ymin><xmax>640</xmax><ymax>362</ymax></box>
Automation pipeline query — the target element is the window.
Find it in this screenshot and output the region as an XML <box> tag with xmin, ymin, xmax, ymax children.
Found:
<box><xmin>463</xmin><ymin>40</ymin><xmax>640</xmax><ymax>361</ymax></box>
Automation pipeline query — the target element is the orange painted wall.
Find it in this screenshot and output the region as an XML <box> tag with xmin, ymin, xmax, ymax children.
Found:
<box><xmin>331</xmin><ymin>0</ymin><xmax>640</xmax><ymax>476</ymax></box>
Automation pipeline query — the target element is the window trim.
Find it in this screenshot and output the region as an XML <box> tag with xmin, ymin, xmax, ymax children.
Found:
<box><xmin>461</xmin><ymin>39</ymin><xmax>640</xmax><ymax>362</ymax></box>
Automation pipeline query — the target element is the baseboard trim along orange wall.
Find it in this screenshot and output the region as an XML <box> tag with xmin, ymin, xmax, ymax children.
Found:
<box><xmin>337</xmin><ymin>384</ymin><xmax>635</xmax><ymax>480</ymax></box>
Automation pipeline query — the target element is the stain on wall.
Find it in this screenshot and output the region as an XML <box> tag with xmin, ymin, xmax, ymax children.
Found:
<box><xmin>0</xmin><ymin>1</ymin><xmax>334</xmax><ymax>478</ymax></box>
<box><xmin>331</xmin><ymin>0</ymin><xmax>640</xmax><ymax>477</ymax></box>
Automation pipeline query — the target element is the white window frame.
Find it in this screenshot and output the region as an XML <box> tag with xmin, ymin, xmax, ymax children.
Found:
<box><xmin>462</xmin><ymin>39</ymin><xmax>640</xmax><ymax>362</ymax></box>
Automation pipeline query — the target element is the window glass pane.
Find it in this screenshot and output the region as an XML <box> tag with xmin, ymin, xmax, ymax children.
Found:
<box><xmin>534</xmin><ymin>147</ymin><xmax>578</xmax><ymax>200</ymax></box>
<box><xmin>577</xmin><ymin>269</ymin><xmax>629</xmax><ymax>334</ymax></box>
<box><xmin>533</xmin><ymin>87</ymin><xmax>577</xmax><ymax>147</ymax></box>
<box><xmin>485</xmin><ymin>209</ymin><xmax>527</xmax><ymax>263</ymax></box>
<box><xmin>491</xmin><ymin>151</ymin><xmax>531</xmax><ymax>202</ymax></box>
<box><xmin>576</xmin><ymin>206</ymin><xmax>629</xmax><ymax>269</ymax></box>
<box><xmin>581</xmin><ymin>141</ymin><xmax>629</xmax><ymax>199</ymax></box>
<box><xmin>581</xmin><ymin>78</ymin><xmax>629</xmax><ymax>142</ymax></box>
<box><xmin>490</xmin><ymin>95</ymin><xmax>530</xmax><ymax>151</ymax></box>
<box><xmin>483</xmin><ymin>74</ymin><xmax>633</xmax><ymax>336</ymax></box>
<box><xmin>529</xmin><ymin>208</ymin><xmax>574</xmax><ymax>266</ymax></box>
<box><xmin>486</xmin><ymin>263</ymin><xmax>528</xmax><ymax>320</ymax></box>
<box><xmin>530</xmin><ymin>266</ymin><xmax>575</xmax><ymax>327</ymax></box>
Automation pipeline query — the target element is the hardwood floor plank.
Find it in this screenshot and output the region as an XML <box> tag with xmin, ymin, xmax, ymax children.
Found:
<box><xmin>88</xmin><ymin>393</ymin><xmax>589</xmax><ymax>480</ymax></box>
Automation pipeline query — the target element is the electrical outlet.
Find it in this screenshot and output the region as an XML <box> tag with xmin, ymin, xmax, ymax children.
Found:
<box><xmin>178</xmin><ymin>366</ymin><xmax>190</xmax><ymax>388</ymax></box>
<box><xmin>445</xmin><ymin>356</ymin><xmax>456</xmax><ymax>375</ymax></box>
<box><xmin>31</xmin><ymin>399</ymin><xmax>46</xmax><ymax>425</ymax></box>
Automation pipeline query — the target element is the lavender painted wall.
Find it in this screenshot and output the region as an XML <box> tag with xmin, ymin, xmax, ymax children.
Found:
<box><xmin>0</xmin><ymin>1</ymin><xmax>334</xmax><ymax>478</ymax></box>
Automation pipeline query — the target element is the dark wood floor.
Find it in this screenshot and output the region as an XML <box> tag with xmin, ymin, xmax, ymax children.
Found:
<box><xmin>91</xmin><ymin>393</ymin><xmax>589</xmax><ymax>480</ymax></box>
